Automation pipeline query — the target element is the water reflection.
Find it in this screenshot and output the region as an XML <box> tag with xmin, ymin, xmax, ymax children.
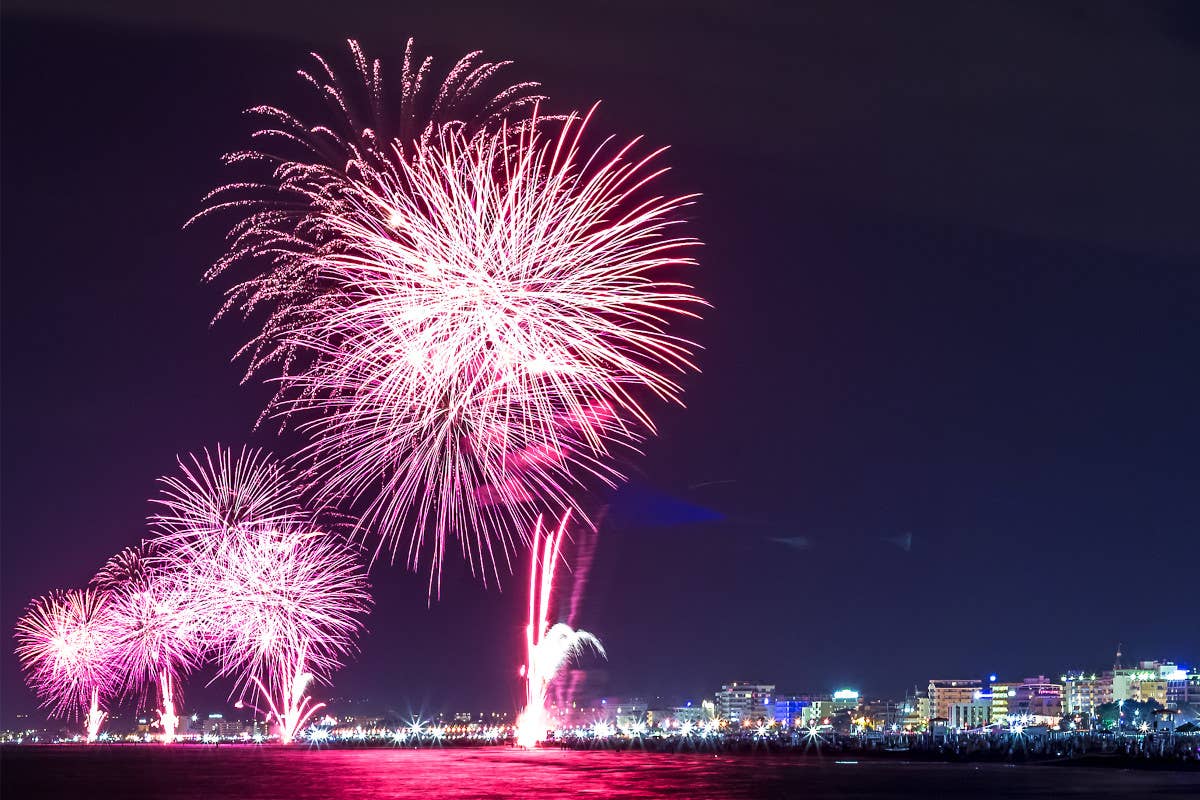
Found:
<box><xmin>2</xmin><ymin>746</ymin><xmax>1197</xmax><ymax>799</ymax></box>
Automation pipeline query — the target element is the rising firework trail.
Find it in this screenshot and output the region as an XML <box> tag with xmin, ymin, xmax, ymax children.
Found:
<box><xmin>196</xmin><ymin>40</ymin><xmax>704</xmax><ymax>591</ymax></box>
<box><xmin>93</xmin><ymin>542</ymin><xmax>202</xmax><ymax>744</ymax></box>
<box><xmin>515</xmin><ymin>512</ymin><xmax>605</xmax><ymax>748</ymax></box>
<box><xmin>14</xmin><ymin>589</ymin><xmax>117</xmax><ymax>741</ymax></box>
<box><xmin>150</xmin><ymin>446</ymin><xmax>372</xmax><ymax>744</ymax></box>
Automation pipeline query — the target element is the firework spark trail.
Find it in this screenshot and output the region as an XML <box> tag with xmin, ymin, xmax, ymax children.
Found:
<box><xmin>85</xmin><ymin>687</ymin><xmax>106</xmax><ymax>743</ymax></box>
<box><xmin>515</xmin><ymin>512</ymin><xmax>605</xmax><ymax>748</ymax></box>
<box><xmin>93</xmin><ymin>543</ymin><xmax>203</xmax><ymax>744</ymax></box>
<box><xmin>197</xmin><ymin>40</ymin><xmax>704</xmax><ymax>590</ymax></box>
<box><xmin>150</xmin><ymin>445</ymin><xmax>372</xmax><ymax>744</ymax></box>
<box><xmin>14</xmin><ymin>589</ymin><xmax>118</xmax><ymax>740</ymax></box>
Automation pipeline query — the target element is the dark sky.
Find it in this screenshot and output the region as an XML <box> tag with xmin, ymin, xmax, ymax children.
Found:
<box><xmin>3</xmin><ymin>1</ymin><xmax>1198</xmax><ymax>724</ymax></box>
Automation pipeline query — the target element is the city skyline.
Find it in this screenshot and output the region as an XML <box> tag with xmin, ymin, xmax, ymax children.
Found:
<box><xmin>4</xmin><ymin>639</ymin><xmax>1193</xmax><ymax>731</ymax></box>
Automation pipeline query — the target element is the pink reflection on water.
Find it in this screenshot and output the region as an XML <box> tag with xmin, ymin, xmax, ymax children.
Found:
<box><xmin>4</xmin><ymin>747</ymin><xmax>1198</xmax><ymax>799</ymax></box>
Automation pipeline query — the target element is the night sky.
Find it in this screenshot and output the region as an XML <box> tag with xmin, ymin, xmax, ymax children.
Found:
<box><xmin>3</xmin><ymin>2</ymin><xmax>1198</xmax><ymax>724</ymax></box>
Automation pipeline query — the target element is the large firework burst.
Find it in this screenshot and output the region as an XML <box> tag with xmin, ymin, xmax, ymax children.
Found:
<box><xmin>197</xmin><ymin>40</ymin><xmax>703</xmax><ymax>588</ymax></box>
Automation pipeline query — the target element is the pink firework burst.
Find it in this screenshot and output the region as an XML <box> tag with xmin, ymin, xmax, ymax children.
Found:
<box><xmin>93</xmin><ymin>542</ymin><xmax>202</xmax><ymax>743</ymax></box>
<box><xmin>189</xmin><ymin>525</ymin><xmax>371</xmax><ymax>744</ymax></box>
<box><xmin>195</xmin><ymin>525</ymin><xmax>372</xmax><ymax>694</ymax></box>
<box><xmin>150</xmin><ymin>445</ymin><xmax>372</xmax><ymax>743</ymax></box>
<box><xmin>204</xmin><ymin>108</ymin><xmax>703</xmax><ymax>587</ymax></box>
<box><xmin>14</xmin><ymin>588</ymin><xmax>117</xmax><ymax>722</ymax></box>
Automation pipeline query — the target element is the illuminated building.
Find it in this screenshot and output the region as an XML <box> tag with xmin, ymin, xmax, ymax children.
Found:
<box><xmin>927</xmin><ymin>680</ymin><xmax>982</xmax><ymax>722</ymax></box>
<box><xmin>1063</xmin><ymin>671</ymin><xmax>1111</xmax><ymax>716</ymax></box>
<box><xmin>671</xmin><ymin>702</ymin><xmax>707</xmax><ymax>724</ymax></box>
<box><xmin>198</xmin><ymin>713</ymin><xmax>252</xmax><ymax>739</ymax></box>
<box><xmin>715</xmin><ymin>683</ymin><xmax>775</xmax><ymax>723</ymax></box>
<box><xmin>772</xmin><ymin>696</ymin><xmax>811</xmax><ymax>726</ymax></box>
<box><xmin>916</xmin><ymin>695</ymin><xmax>931</xmax><ymax>722</ymax></box>
<box><xmin>799</xmin><ymin>690</ymin><xmax>859</xmax><ymax>727</ymax></box>
<box><xmin>1113</xmin><ymin>661</ymin><xmax>1180</xmax><ymax>704</ymax></box>
<box><xmin>1136</xmin><ymin>679</ymin><xmax>1168</xmax><ymax>706</ymax></box>
<box><xmin>858</xmin><ymin>699</ymin><xmax>904</xmax><ymax>728</ymax></box>
<box><xmin>898</xmin><ymin>695</ymin><xmax>929</xmax><ymax>730</ymax></box>
<box><xmin>979</xmin><ymin>678</ymin><xmax>1015</xmax><ymax>722</ymax></box>
<box><xmin>610</xmin><ymin>698</ymin><xmax>648</xmax><ymax>728</ymax></box>
<box><xmin>1167</xmin><ymin>666</ymin><xmax>1199</xmax><ymax>708</ymax></box>
<box><xmin>1011</xmin><ymin>676</ymin><xmax>1062</xmax><ymax>723</ymax></box>
<box><xmin>947</xmin><ymin>701</ymin><xmax>990</xmax><ymax>730</ymax></box>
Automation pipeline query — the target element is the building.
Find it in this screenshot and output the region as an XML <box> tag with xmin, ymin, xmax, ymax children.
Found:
<box><xmin>1112</xmin><ymin>661</ymin><xmax>1181</xmax><ymax>705</ymax></box>
<box><xmin>1011</xmin><ymin>677</ymin><xmax>1063</xmax><ymax>723</ymax></box>
<box><xmin>193</xmin><ymin>713</ymin><xmax>253</xmax><ymax>739</ymax></box>
<box><xmin>984</xmin><ymin>679</ymin><xmax>1016</xmax><ymax>722</ymax></box>
<box><xmin>898</xmin><ymin>694</ymin><xmax>929</xmax><ymax>731</ymax></box>
<box><xmin>800</xmin><ymin>691</ymin><xmax>859</xmax><ymax>727</ymax></box>
<box><xmin>772</xmin><ymin>696</ymin><xmax>812</xmax><ymax>726</ymax></box>
<box><xmin>610</xmin><ymin>699</ymin><xmax>648</xmax><ymax>728</ymax></box>
<box><xmin>1137</xmin><ymin>679</ymin><xmax>1169</xmax><ymax>707</ymax></box>
<box><xmin>858</xmin><ymin>699</ymin><xmax>904</xmax><ymax>729</ymax></box>
<box><xmin>947</xmin><ymin>701</ymin><xmax>990</xmax><ymax>730</ymax></box>
<box><xmin>1063</xmin><ymin>671</ymin><xmax>1112</xmax><ymax>717</ymax></box>
<box><xmin>928</xmin><ymin>680</ymin><xmax>982</xmax><ymax>722</ymax></box>
<box><xmin>1164</xmin><ymin>666</ymin><xmax>1193</xmax><ymax>708</ymax></box>
<box><xmin>671</xmin><ymin>703</ymin><xmax>707</xmax><ymax>724</ymax></box>
<box><xmin>1180</xmin><ymin>667</ymin><xmax>1200</xmax><ymax>707</ymax></box>
<box><xmin>715</xmin><ymin>682</ymin><xmax>775</xmax><ymax>723</ymax></box>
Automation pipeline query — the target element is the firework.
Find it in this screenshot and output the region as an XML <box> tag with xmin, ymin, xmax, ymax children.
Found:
<box><xmin>93</xmin><ymin>542</ymin><xmax>202</xmax><ymax>744</ymax></box>
<box><xmin>515</xmin><ymin>512</ymin><xmax>604</xmax><ymax>748</ymax></box>
<box><xmin>150</xmin><ymin>446</ymin><xmax>372</xmax><ymax>744</ymax></box>
<box><xmin>91</xmin><ymin>542</ymin><xmax>158</xmax><ymax>593</ymax></box>
<box><xmin>197</xmin><ymin>40</ymin><xmax>703</xmax><ymax>588</ymax></box>
<box><xmin>14</xmin><ymin>588</ymin><xmax>117</xmax><ymax>741</ymax></box>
